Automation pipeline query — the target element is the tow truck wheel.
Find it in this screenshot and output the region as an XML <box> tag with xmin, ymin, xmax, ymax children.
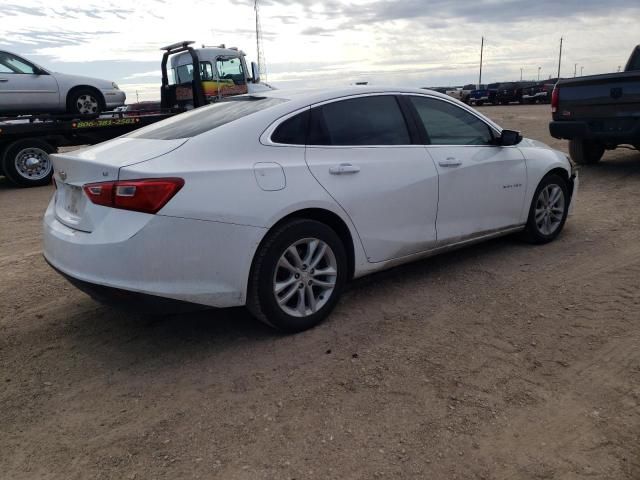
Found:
<box><xmin>1</xmin><ymin>139</ymin><xmax>55</xmax><ymax>187</ymax></box>
<box><xmin>569</xmin><ymin>139</ymin><xmax>605</xmax><ymax>165</ymax></box>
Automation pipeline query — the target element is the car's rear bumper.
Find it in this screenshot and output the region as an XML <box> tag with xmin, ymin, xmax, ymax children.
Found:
<box><xmin>43</xmin><ymin>197</ymin><xmax>265</xmax><ymax>308</ymax></box>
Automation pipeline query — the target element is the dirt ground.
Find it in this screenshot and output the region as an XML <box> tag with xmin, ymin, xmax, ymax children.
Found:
<box><xmin>1</xmin><ymin>104</ymin><xmax>639</xmax><ymax>480</ymax></box>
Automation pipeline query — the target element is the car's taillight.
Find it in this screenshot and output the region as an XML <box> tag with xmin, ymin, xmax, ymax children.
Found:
<box><xmin>83</xmin><ymin>178</ymin><xmax>184</xmax><ymax>214</ymax></box>
<box><xmin>551</xmin><ymin>86</ymin><xmax>559</xmax><ymax>113</ymax></box>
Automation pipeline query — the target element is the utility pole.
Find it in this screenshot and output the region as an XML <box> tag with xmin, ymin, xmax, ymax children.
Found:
<box><xmin>538</xmin><ymin>66</ymin><xmax>541</xmax><ymax>81</ymax></box>
<box><xmin>136</xmin><ymin>90</ymin><xmax>139</xmax><ymax>103</ymax></box>
<box><xmin>580</xmin><ymin>66</ymin><xmax>584</xmax><ymax>76</ymax></box>
<box><xmin>574</xmin><ymin>63</ymin><xmax>577</xmax><ymax>77</ymax></box>
<box><xmin>520</xmin><ymin>68</ymin><xmax>523</xmax><ymax>81</ymax></box>
<box><xmin>254</xmin><ymin>0</ymin><xmax>267</xmax><ymax>81</ymax></box>
<box><xmin>478</xmin><ymin>36</ymin><xmax>484</xmax><ymax>88</ymax></box>
<box><xmin>557</xmin><ymin>36</ymin><xmax>563</xmax><ymax>79</ymax></box>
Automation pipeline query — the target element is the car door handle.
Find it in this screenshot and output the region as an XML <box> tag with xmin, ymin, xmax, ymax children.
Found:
<box><xmin>329</xmin><ymin>163</ymin><xmax>361</xmax><ymax>175</ymax></box>
<box><xmin>0</xmin><ymin>78</ymin><xmax>8</xmax><ymax>82</ymax></box>
<box><xmin>438</xmin><ymin>157</ymin><xmax>462</xmax><ymax>167</ymax></box>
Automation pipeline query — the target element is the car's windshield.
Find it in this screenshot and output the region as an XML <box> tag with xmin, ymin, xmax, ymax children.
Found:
<box><xmin>126</xmin><ymin>96</ymin><xmax>288</xmax><ymax>140</ymax></box>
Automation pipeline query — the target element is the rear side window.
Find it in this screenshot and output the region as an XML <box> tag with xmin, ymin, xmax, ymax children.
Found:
<box><xmin>308</xmin><ymin>96</ymin><xmax>411</xmax><ymax>146</ymax></box>
<box><xmin>127</xmin><ymin>96</ymin><xmax>287</xmax><ymax>140</ymax></box>
<box><xmin>410</xmin><ymin>96</ymin><xmax>494</xmax><ymax>146</ymax></box>
<box><xmin>271</xmin><ymin>110</ymin><xmax>309</xmax><ymax>145</ymax></box>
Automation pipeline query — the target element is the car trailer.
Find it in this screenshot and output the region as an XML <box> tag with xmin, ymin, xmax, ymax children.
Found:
<box><xmin>0</xmin><ymin>111</ymin><xmax>176</xmax><ymax>187</ymax></box>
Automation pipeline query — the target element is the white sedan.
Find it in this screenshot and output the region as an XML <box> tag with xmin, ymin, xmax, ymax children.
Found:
<box><xmin>43</xmin><ymin>87</ymin><xmax>577</xmax><ymax>332</ymax></box>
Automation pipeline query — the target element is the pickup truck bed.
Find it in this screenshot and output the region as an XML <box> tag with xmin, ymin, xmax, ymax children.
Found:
<box><xmin>549</xmin><ymin>46</ymin><xmax>640</xmax><ymax>164</ymax></box>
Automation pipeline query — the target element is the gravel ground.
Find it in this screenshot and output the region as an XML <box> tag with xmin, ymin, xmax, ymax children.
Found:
<box><xmin>1</xmin><ymin>104</ymin><xmax>639</xmax><ymax>480</ymax></box>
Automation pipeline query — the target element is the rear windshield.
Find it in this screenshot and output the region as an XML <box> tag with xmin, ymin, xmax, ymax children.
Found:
<box><xmin>127</xmin><ymin>96</ymin><xmax>287</xmax><ymax>140</ymax></box>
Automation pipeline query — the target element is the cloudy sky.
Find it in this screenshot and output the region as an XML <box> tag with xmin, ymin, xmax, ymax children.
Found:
<box><xmin>1</xmin><ymin>0</ymin><xmax>639</xmax><ymax>101</ymax></box>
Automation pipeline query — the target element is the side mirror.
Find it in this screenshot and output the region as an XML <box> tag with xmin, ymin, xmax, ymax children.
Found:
<box><xmin>499</xmin><ymin>129</ymin><xmax>523</xmax><ymax>146</ymax></box>
<box><xmin>32</xmin><ymin>67</ymin><xmax>47</xmax><ymax>75</ymax></box>
<box><xmin>251</xmin><ymin>61</ymin><xmax>260</xmax><ymax>84</ymax></box>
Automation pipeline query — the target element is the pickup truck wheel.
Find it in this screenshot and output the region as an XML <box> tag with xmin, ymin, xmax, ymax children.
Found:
<box><xmin>569</xmin><ymin>139</ymin><xmax>605</xmax><ymax>164</ymax></box>
<box><xmin>1</xmin><ymin>139</ymin><xmax>55</xmax><ymax>187</ymax></box>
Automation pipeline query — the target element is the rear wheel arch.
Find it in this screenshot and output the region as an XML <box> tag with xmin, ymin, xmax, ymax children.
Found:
<box><xmin>256</xmin><ymin>208</ymin><xmax>356</xmax><ymax>281</ymax></box>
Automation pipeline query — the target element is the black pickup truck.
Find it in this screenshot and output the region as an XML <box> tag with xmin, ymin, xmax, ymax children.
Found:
<box><xmin>549</xmin><ymin>45</ymin><xmax>640</xmax><ymax>164</ymax></box>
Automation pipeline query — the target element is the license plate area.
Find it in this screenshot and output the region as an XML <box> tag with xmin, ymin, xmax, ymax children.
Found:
<box><xmin>55</xmin><ymin>182</ymin><xmax>87</xmax><ymax>227</ymax></box>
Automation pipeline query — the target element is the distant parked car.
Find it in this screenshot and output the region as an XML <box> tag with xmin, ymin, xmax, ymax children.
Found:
<box><xmin>468</xmin><ymin>83</ymin><xmax>499</xmax><ymax>106</ymax></box>
<box><xmin>522</xmin><ymin>80</ymin><xmax>557</xmax><ymax>104</ymax></box>
<box><xmin>0</xmin><ymin>50</ymin><xmax>125</xmax><ymax>115</ymax></box>
<box><xmin>446</xmin><ymin>84</ymin><xmax>476</xmax><ymax>103</ymax></box>
<box><xmin>495</xmin><ymin>82</ymin><xmax>535</xmax><ymax>105</ymax></box>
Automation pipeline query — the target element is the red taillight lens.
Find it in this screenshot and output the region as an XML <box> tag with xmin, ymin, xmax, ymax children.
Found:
<box><xmin>83</xmin><ymin>178</ymin><xmax>184</xmax><ymax>214</ymax></box>
<box><xmin>83</xmin><ymin>182</ymin><xmax>115</xmax><ymax>207</ymax></box>
<box><xmin>551</xmin><ymin>86</ymin><xmax>559</xmax><ymax>113</ymax></box>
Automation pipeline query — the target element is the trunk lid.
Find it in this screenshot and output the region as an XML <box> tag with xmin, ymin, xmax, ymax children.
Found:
<box><xmin>52</xmin><ymin>137</ymin><xmax>187</xmax><ymax>232</ymax></box>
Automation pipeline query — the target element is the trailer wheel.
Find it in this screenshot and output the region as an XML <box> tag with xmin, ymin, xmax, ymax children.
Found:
<box><xmin>568</xmin><ymin>139</ymin><xmax>605</xmax><ymax>165</ymax></box>
<box><xmin>1</xmin><ymin>139</ymin><xmax>55</xmax><ymax>187</ymax></box>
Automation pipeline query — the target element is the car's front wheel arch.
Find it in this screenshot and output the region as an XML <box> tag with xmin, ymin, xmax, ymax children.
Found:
<box><xmin>66</xmin><ymin>86</ymin><xmax>106</xmax><ymax>115</ymax></box>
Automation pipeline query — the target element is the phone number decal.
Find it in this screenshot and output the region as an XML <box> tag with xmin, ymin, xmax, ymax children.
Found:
<box><xmin>72</xmin><ymin>118</ymin><xmax>140</xmax><ymax>129</ymax></box>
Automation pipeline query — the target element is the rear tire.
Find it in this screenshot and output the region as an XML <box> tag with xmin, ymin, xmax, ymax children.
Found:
<box><xmin>521</xmin><ymin>174</ymin><xmax>569</xmax><ymax>244</ymax></box>
<box><xmin>1</xmin><ymin>139</ymin><xmax>55</xmax><ymax>187</ymax></box>
<box><xmin>247</xmin><ymin>219</ymin><xmax>347</xmax><ymax>333</ymax></box>
<box><xmin>569</xmin><ymin>139</ymin><xmax>605</xmax><ymax>164</ymax></box>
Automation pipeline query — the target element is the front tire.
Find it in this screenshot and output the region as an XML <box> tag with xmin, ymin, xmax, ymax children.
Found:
<box><xmin>247</xmin><ymin>219</ymin><xmax>347</xmax><ymax>333</ymax></box>
<box><xmin>521</xmin><ymin>174</ymin><xmax>569</xmax><ymax>244</ymax></box>
<box><xmin>68</xmin><ymin>89</ymin><xmax>103</xmax><ymax>115</ymax></box>
<box><xmin>569</xmin><ymin>139</ymin><xmax>605</xmax><ymax>164</ymax></box>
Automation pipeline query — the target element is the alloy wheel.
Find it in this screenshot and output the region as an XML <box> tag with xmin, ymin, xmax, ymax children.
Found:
<box><xmin>534</xmin><ymin>184</ymin><xmax>565</xmax><ymax>236</ymax></box>
<box><xmin>273</xmin><ymin>238</ymin><xmax>338</xmax><ymax>317</ymax></box>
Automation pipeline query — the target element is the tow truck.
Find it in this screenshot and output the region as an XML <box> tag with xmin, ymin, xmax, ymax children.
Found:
<box><xmin>0</xmin><ymin>41</ymin><xmax>267</xmax><ymax>187</ymax></box>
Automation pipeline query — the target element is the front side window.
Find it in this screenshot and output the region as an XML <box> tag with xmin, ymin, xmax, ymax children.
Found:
<box><xmin>410</xmin><ymin>96</ymin><xmax>494</xmax><ymax>146</ymax></box>
<box><xmin>0</xmin><ymin>52</ymin><xmax>37</xmax><ymax>74</ymax></box>
<box><xmin>309</xmin><ymin>95</ymin><xmax>411</xmax><ymax>146</ymax></box>
<box><xmin>200</xmin><ymin>62</ymin><xmax>214</xmax><ymax>81</ymax></box>
<box><xmin>216</xmin><ymin>57</ymin><xmax>245</xmax><ymax>85</ymax></box>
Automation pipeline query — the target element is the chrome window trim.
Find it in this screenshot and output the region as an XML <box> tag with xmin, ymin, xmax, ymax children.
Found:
<box><xmin>261</xmin><ymin>91</ymin><xmax>512</xmax><ymax>149</ymax></box>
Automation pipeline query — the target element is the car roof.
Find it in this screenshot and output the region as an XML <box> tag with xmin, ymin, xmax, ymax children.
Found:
<box><xmin>255</xmin><ymin>86</ymin><xmax>454</xmax><ymax>109</ymax></box>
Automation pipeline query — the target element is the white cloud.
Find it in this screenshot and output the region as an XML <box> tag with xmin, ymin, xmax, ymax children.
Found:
<box><xmin>1</xmin><ymin>0</ymin><xmax>639</xmax><ymax>103</ymax></box>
